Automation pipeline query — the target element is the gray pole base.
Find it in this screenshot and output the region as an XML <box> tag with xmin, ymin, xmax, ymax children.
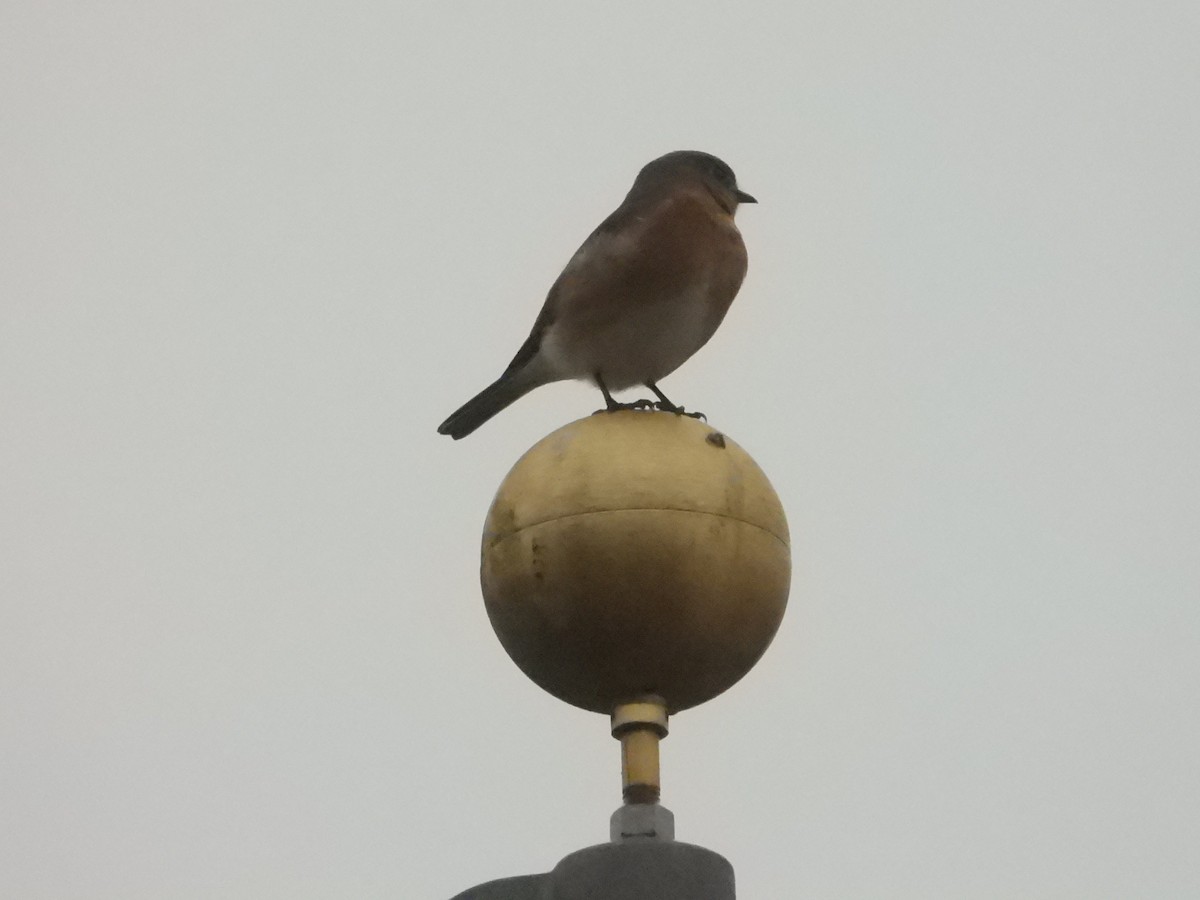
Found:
<box><xmin>450</xmin><ymin>807</ymin><xmax>734</xmax><ymax>900</ymax></box>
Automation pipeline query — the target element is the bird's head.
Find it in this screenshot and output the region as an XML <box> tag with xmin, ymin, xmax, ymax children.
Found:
<box><xmin>635</xmin><ymin>150</ymin><xmax>757</xmax><ymax>215</ymax></box>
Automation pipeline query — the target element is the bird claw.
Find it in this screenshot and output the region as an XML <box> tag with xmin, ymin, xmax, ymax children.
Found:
<box><xmin>653</xmin><ymin>401</ymin><xmax>706</xmax><ymax>421</ymax></box>
<box><xmin>590</xmin><ymin>398</ymin><xmax>707</xmax><ymax>421</ymax></box>
<box><xmin>593</xmin><ymin>398</ymin><xmax>656</xmax><ymax>415</ymax></box>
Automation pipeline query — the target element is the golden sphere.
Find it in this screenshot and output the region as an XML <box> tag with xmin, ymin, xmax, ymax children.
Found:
<box><xmin>481</xmin><ymin>411</ymin><xmax>790</xmax><ymax>714</ymax></box>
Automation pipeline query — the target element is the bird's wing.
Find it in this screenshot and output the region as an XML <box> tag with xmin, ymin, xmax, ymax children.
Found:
<box><xmin>498</xmin><ymin>186</ymin><xmax>723</xmax><ymax>377</ymax></box>
<box><xmin>500</xmin><ymin>297</ymin><xmax>557</xmax><ymax>378</ymax></box>
<box><xmin>496</xmin><ymin>204</ymin><xmax>639</xmax><ymax>378</ymax></box>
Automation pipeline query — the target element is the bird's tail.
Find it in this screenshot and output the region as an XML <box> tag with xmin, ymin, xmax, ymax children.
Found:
<box><xmin>437</xmin><ymin>373</ymin><xmax>539</xmax><ymax>439</ymax></box>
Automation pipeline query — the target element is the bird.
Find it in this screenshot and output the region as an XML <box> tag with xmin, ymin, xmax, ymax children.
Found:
<box><xmin>437</xmin><ymin>150</ymin><xmax>756</xmax><ymax>440</ymax></box>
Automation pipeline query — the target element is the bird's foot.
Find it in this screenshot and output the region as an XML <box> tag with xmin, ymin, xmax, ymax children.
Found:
<box><xmin>653</xmin><ymin>400</ymin><xmax>706</xmax><ymax>421</ymax></box>
<box><xmin>642</xmin><ymin>383</ymin><xmax>705</xmax><ymax>420</ymax></box>
<box><xmin>593</xmin><ymin>398</ymin><xmax>656</xmax><ymax>415</ymax></box>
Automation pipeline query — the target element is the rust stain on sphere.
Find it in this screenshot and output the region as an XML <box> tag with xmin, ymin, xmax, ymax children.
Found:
<box><xmin>480</xmin><ymin>411</ymin><xmax>790</xmax><ymax>714</ymax></box>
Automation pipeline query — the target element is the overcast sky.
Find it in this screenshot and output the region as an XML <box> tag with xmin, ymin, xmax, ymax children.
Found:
<box><xmin>3</xmin><ymin>2</ymin><xmax>1198</xmax><ymax>897</ymax></box>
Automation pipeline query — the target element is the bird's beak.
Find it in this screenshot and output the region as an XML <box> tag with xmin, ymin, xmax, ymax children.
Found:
<box><xmin>736</xmin><ymin>189</ymin><xmax>757</xmax><ymax>204</ymax></box>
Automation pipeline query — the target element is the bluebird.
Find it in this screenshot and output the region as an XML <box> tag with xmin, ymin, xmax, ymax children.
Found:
<box><xmin>437</xmin><ymin>150</ymin><xmax>756</xmax><ymax>440</ymax></box>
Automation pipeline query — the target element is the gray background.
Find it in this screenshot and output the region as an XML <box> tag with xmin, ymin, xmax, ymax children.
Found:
<box><xmin>3</xmin><ymin>2</ymin><xmax>1198</xmax><ymax>897</ymax></box>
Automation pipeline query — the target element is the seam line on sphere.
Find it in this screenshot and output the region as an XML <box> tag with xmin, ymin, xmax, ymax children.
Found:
<box><xmin>494</xmin><ymin>507</ymin><xmax>788</xmax><ymax>549</ymax></box>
